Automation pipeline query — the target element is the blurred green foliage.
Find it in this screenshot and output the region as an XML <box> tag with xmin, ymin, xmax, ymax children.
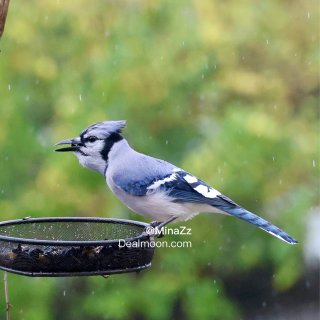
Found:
<box><xmin>0</xmin><ymin>0</ymin><xmax>318</xmax><ymax>319</ymax></box>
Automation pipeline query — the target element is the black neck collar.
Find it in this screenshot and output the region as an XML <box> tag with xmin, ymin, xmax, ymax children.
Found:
<box><xmin>101</xmin><ymin>132</ymin><xmax>123</xmax><ymax>173</ymax></box>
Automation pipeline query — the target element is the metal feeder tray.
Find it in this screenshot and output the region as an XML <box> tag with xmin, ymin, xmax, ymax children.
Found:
<box><xmin>0</xmin><ymin>217</ymin><xmax>155</xmax><ymax>277</ymax></box>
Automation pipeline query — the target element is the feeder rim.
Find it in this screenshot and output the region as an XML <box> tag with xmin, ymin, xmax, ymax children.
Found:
<box><xmin>0</xmin><ymin>217</ymin><xmax>151</xmax><ymax>246</ymax></box>
<box><xmin>0</xmin><ymin>262</ymin><xmax>152</xmax><ymax>277</ymax></box>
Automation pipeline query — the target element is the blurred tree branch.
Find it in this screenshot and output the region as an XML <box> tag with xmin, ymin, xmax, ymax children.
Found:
<box><xmin>0</xmin><ymin>0</ymin><xmax>10</xmax><ymax>39</ymax></box>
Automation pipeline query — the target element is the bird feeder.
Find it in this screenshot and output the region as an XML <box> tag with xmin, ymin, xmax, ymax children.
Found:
<box><xmin>0</xmin><ymin>217</ymin><xmax>156</xmax><ymax>277</ymax></box>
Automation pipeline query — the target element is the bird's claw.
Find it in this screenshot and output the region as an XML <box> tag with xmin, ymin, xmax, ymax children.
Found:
<box><xmin>147</xmin><ymin>221</ymin><xmax>165</xmax><ymax>238</ymax></box>
<box><xmin>150</xmin><ymin>221</ymin><xmax>162</xmax><ymax>228</ymax></box>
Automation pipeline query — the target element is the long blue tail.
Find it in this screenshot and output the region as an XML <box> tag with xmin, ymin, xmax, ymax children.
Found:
<box><xmin>210</xmin><ymin>195</ymin><xmax>298</xmax><ymax>244</ymax></box>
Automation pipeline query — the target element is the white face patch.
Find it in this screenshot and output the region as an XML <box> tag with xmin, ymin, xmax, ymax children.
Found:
<box><xmin>84</xmin><ymin>139</ymin><xmax>105</xmax><ymax>154</ymax></box>
<box><xmin>194</xmin><ymin>184</ymin><xmax>221</xmax><ymax>198</ymax></box>
<box><xmin>183</xmin><ymin>174</ymin><xmax>198</xmax><ymax>184</ymax></box>
<box><xmin>75</xmin><ymin>139</ymin><xmax>106</xmax><ymax>175</ymax></box>
<box><xmin>147</xmin><ymin>173</ymin><xmax>177</xmax><ymax>190</ymax></box>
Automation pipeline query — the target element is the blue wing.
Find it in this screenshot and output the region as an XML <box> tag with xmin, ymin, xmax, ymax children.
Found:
<box><xmin>112</xmin><ymin>164</ymin><xmax>207</xmax><ymax>198</ymax></box>
<box><xmin>113</xmin><ymin>175</ymin><xmax>157</xmax><ymax>196</ymax></box>
<box><xmin>113</xmin><ymin>167</ymin><xmax>298</xmax><ymax>244</ymax></box>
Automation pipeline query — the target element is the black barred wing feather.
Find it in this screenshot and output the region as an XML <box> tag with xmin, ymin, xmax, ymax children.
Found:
<box><xmin>157</xmin><ymin>169</ymin><xmax>222</xmax><ymax>203</ymax></box>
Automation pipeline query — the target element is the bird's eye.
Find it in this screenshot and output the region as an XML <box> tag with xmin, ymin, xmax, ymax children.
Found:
<box><xmin>87</xmin><ymin>136</ymin><xmax>98</xmax><ymax>143</ymax></box>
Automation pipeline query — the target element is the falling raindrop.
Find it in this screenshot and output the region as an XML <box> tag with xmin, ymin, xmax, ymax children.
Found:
<box><xmin>79</xmin><ymin>94</ymin><xmax>82</xmax><ymax>102</ymax></box>
<box><xmin>63</xmin><ymin>290</ymin><xmax>66</xmax><ymax>296</ymax></box>
<box><xmin>307</xmin><ymin>12</ymin><xmax>310</xmax><ymax>19</ymax></box>
<box><xmin>266</xmin><ymin>39</ymin><xmax>269</xmax><ymax>45</ymax></box>
<box><xmin>312</xmin><ymin>160</ymin><xmax>316</xmax><ymax>167</ymax></box>
<box><xmin>8</xmin><ymin>84</ymin><xmax>11</xmax><ymax>91</ymax></box>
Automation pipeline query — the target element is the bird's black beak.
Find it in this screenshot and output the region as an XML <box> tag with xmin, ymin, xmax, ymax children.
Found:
<box><xmin>54</xmin><ymin>137</ymin><xmax>83</xmax><ymax>152</ymax></box>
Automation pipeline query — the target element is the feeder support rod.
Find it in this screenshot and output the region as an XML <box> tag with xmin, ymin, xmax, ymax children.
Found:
<box><xmin>0</xmin><ymin>0</ymin><xmax>10</xmax><ymax>39</ymax></box>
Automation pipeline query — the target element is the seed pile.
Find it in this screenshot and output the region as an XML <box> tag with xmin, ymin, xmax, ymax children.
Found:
<box><xmin>0</xmin><ymin>242</ymin><xmax>153</xmax><ymax>274</ymax></box>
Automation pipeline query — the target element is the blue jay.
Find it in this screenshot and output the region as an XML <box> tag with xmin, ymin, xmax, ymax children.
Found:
<box><xmin>55</xmin><ymin>120</ymin><xmax>298</xmax><ymax>244</ymax></box>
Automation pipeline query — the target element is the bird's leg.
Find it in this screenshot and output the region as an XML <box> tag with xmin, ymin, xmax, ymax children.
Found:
<box><xmin>148</xmin><ymin>221</ymin><xmax>164</xmax><ymax>238</ymax></box>
<box><xmin>149</xmin><ymin>221</ymin><xmax>162</xmax><ymax>228</ymax></box>
<box><xmin>148</xmin><ymin>216</ymin><xmax>177</xmax><ymax>238</ymax></box>
<box><xmin>156</xmin><ymin>216</ymin><xmax>177</xmax><ymax>229</ymax></box>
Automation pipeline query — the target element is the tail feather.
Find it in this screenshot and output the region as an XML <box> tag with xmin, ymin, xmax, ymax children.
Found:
<box><xmin>210</xmin><ymin>196</ymin><xmax>298</xmax><ymax>244</ymax></box>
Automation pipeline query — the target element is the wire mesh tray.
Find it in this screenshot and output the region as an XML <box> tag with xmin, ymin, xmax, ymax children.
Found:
<box><xmin>0</xmin><ymin>217</ymin><xmax>155</xmax><ymax>277</ymax></box>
